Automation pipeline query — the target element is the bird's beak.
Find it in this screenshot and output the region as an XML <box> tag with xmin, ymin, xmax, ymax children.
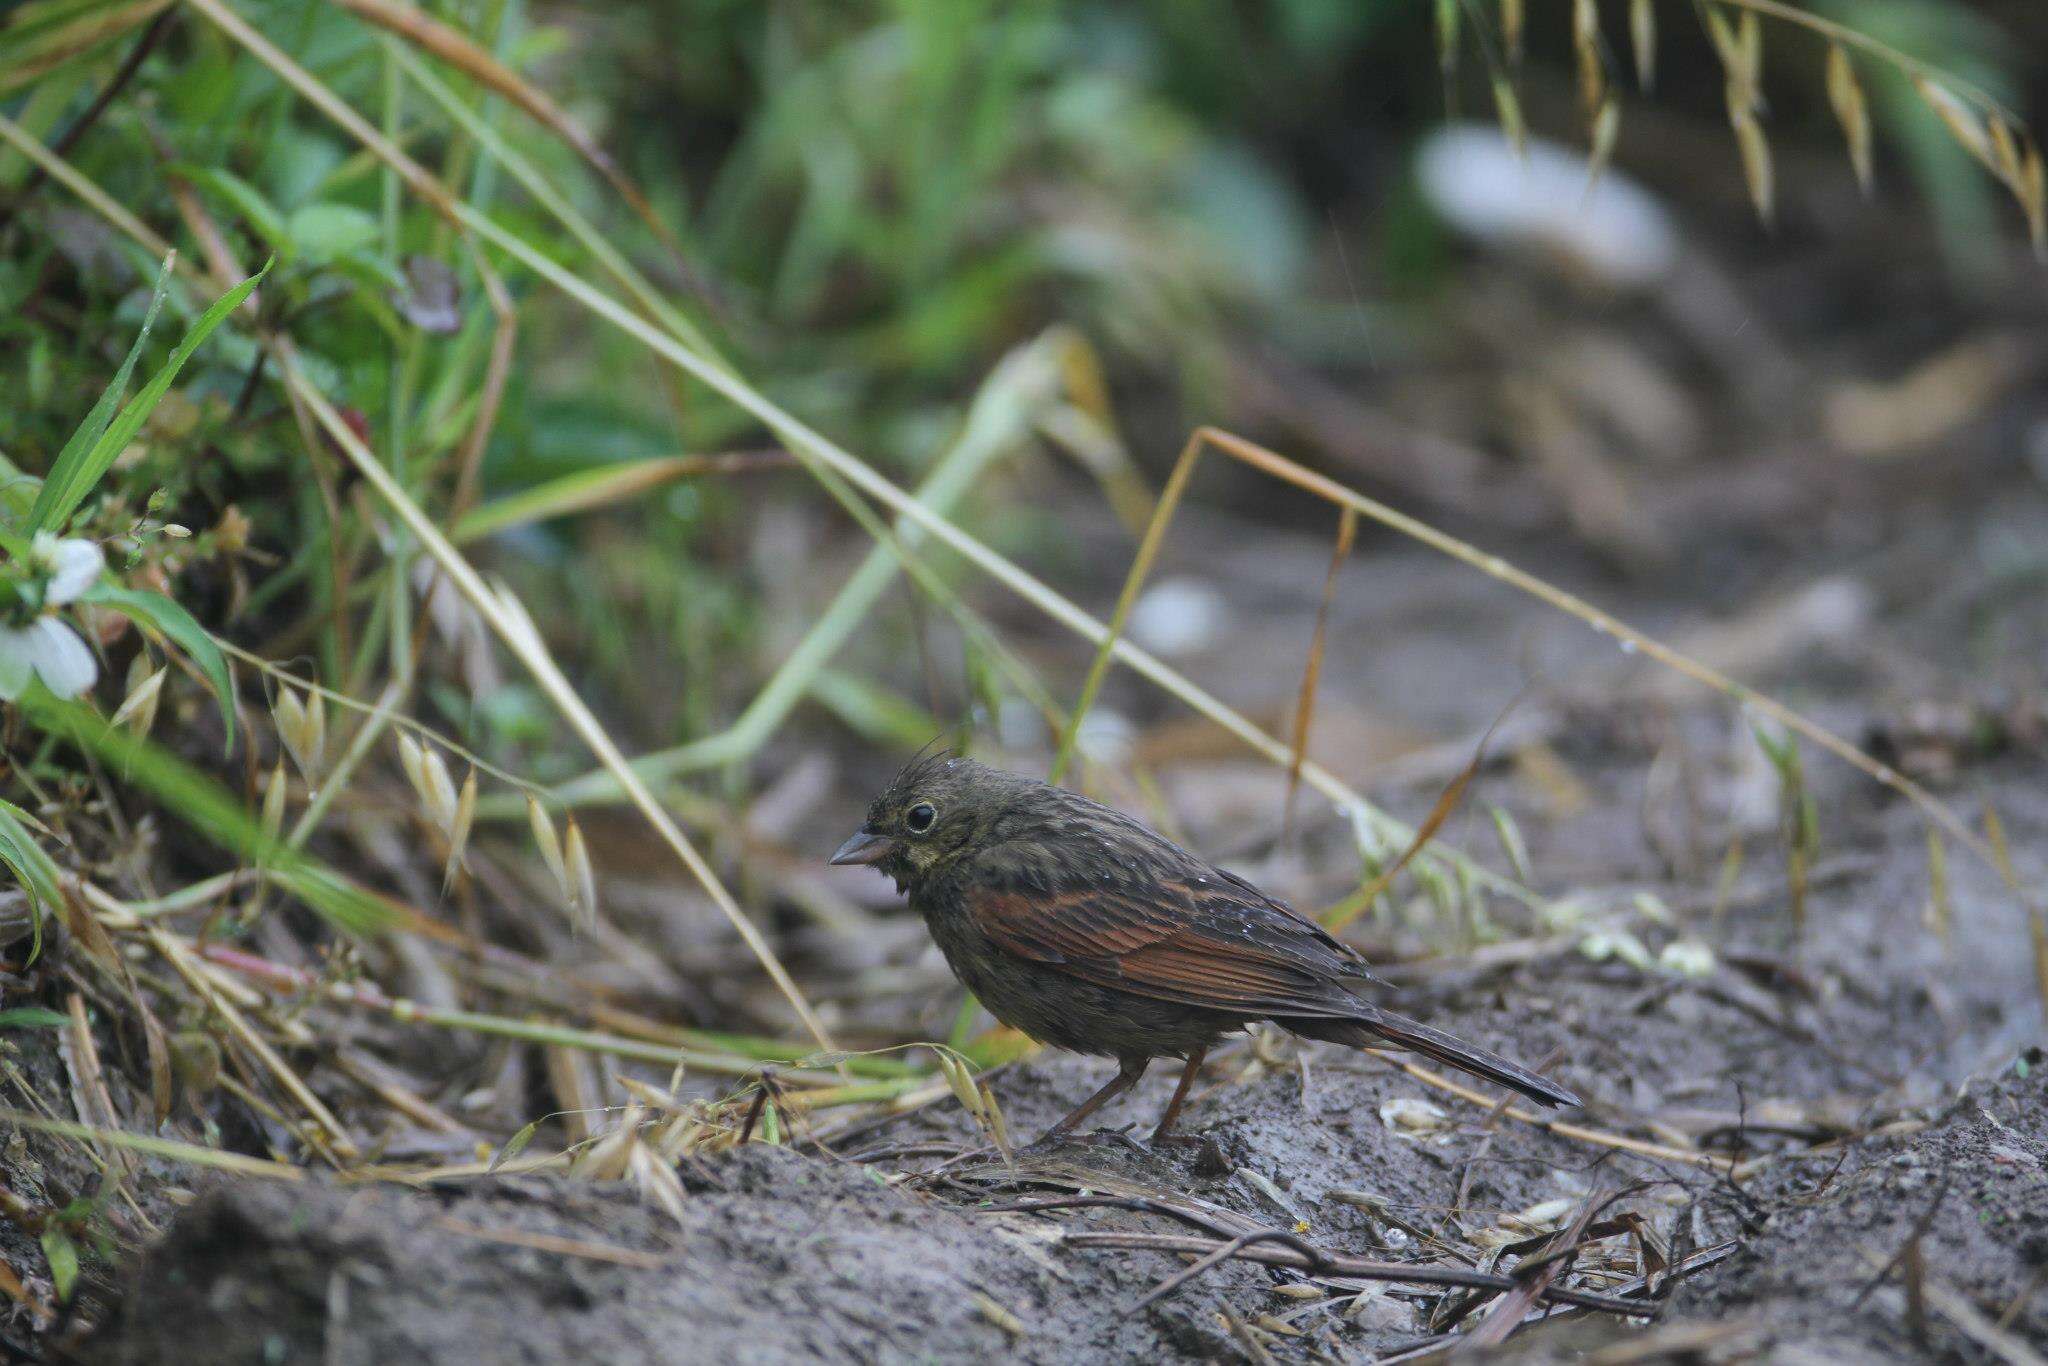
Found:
<box><xmin>830</xmin><ymin>828</ymin><xmax>896</xmax><ymax>866</ymax></box>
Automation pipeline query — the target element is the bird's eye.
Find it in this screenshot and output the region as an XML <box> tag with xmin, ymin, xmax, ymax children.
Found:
<box><xmin>906</xmin><ymin>802</ymin><xmax>936</xmax><ymax>833</ymax></box>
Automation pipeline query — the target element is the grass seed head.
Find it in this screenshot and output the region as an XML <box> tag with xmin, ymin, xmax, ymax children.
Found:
<box><xmin>527</xmin><ymin>795</ymin><xmax>575</xmax><ymax>910</ymax></box>
<box><xmin>275</xmin><ymin>688</ymin><xmax>325</xmax><ymax>780</ymax></box>
<box><xmin>1573</xmin><ymin>0</ymin><xmax>1604</xmax><ymax>119</ymax></box>
<box><xmin>564</xmin><ymin>817</ymin><xmax>598</xmax><ymax>930</ymax></box>
<box><xmin>260</xmin><ymin>757</ymin><xmax>288</xmax><ymax>843</ymax></box>
<box><xmin>420</xmin><ymin>746</ymin><xmax>459</xmax><ymax>833</ymax></box>
<box><xmin>443</xmin><ymin>767</ymin><xmax>477</xmax><ymax>892</ymax></box>
<box><xmin>1826</xmin><ymin>44</ymin><xmax>1873</xmax><ymax>196</ymax></box>
<box><xmin>111</xmin><ymin>662</ymin><xmax>165</xmax><ymax>738</ymax></box>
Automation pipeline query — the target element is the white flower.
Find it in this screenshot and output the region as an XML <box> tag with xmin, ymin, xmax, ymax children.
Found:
<box><xmin>0</xmin><ymin>617</ymin><xmax>98</xmax><ymax>700</ymax></box>
<box><xmin>30</xmin><ymin>534</ymin><xmax>105</xmax><ymax>606</ymax></box>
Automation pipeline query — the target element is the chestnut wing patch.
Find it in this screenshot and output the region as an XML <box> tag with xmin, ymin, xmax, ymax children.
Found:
<box><xmin>965</xmin><ymin>878</ymin><xmax>1371</xmax><ymax>1018</ymax></box>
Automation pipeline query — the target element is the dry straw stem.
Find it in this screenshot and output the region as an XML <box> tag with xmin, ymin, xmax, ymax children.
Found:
<box><xmin>1384</xmin><ymin>1056</ymin><xmax>1741</xmax><ymax>1175</ymax></box>
<box><xmin>1284</xmin><ymin>505</ymin><xmax>1355</xmax><ymax>836</ymax></box>
<box><xmin>0</xmin><ymin>1110</ymin><xmax>307</xmax><ymax>1182</ymax></box>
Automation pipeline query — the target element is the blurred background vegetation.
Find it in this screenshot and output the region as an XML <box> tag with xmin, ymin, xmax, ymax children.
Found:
<box><xmin>3</xmin><ymin>0</ymin><xmax>2042</xmax><ymax>797</ymax></box>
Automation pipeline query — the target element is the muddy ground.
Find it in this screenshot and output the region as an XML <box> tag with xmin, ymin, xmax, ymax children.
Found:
<box><xmin>52</xmin><ymin>451</ymin><xmax>2048</xmax><ymax>1362</ymax></box>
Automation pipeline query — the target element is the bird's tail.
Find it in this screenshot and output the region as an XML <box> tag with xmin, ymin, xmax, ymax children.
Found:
<box><xmin>1286</xmin><ymin>1008</ymin><xmax>1580</xmax><ymax>1108</ymax></box>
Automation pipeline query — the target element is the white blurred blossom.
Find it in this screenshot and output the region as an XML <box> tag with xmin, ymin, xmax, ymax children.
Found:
<box><xmin>0</xmin><ymin>535</ymin><xmax>106</xmax><ymax>700</ymax></box>
<box><xmin>35</xmin><ymin>534</ymin><xmax>105</xmax><ymax>605</ymax></box>
<box><xmin>1417</xmin><ymin>124</ymin><xmax>1678</xmax><ymax>288</ymax></box>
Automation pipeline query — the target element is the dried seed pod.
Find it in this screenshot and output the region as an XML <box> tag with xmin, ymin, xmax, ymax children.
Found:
<box><xmin>261</xmin><ymin>758</ymin><xmax>289</xmax><ymax>844</ymax></box>
<box><xmin>1916</xmin><ymin>77</ymin><xmax>1994</xmax><ymax>171</ymax></box>
<box><xmin>443</xmin><ymin>768</ymin><xmax>477</xmax><ymax>893</ymax></box>
<box><xmin>1586</xmin><ymin>96</ymin><xmax>1622</xmax><ymax>194</ymax></box>
<box><xmin>564</xmin><ymin>817</ymin><xmax>598</xmax><ymax>930</ymax></box>
<box><xmin>938</xmin><ymin>1052</ymin><xmax>984</xmax><ymax>1123</ymax></box>
<box><xmin>420</xmin><ymin>746</ymin><xmax>460</xmax><ymax>835</ymax></box>
<box><xmin>1826</xmin><ymin>43</ymin><xmax>1873</xmax><ymax>196</ymax></box>
<box><xmin>274</xmin><ymin>688</ymin><xmax>323</xmax><ymax>781</ymax></box>
<box><xmin>527</xmin><ymin>795</ymin><xmax>573</xmax><ymax>907</ymax></box>
<box><xmin>1629</xmin><ymin>0</ymin><xmax>1654</xmax><ymax>91</ymax></box>
<box><xmin>396</xmin><ymin>732</ymin><xmax>429</xmax><ymax>810</ymax></box>
<box><xmin>1729</xmin><ymin>95</ymin><xmax>1775</xmax><ymax>226</ymax></box>
<box><xmin>979</xmin><ymin>1081</ymin><xmax>1012</xmax><ymax>1152</ymax></box>
<box><xmin>1572</xmin><ymin>0</ymin><xmax>1603</xmax><ymax>118</ymax></box>
<box><xmin>111</xmin><ymin>664</ymin><xmax>166</xmax><ymax>738</ymax></box>
<box><xmin>2022</xmin><ymin>144</ymin><xmax>2047</xmax><ymax>254</ymax></box>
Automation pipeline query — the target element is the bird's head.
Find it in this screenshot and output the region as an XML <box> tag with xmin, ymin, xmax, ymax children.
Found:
<box><xmin>829</xmin><ymin>752</ymin><xmax>1042</xmax><ymax>891</ymax></box>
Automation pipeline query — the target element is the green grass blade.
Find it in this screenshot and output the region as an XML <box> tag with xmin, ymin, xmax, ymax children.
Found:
<box><xmin>28</xmin><ymin>259</ymin><xmax>270</xmax><ymax>536</ymax></box>
<box><xmin>0</xmin><ymin>797</ymin><xmax>61</xmax><ymax>963</ymax></box>
<box><xmin>24</xmin><ymin>251</ymin><xmax>173</xmax><ymax>533</ymax></box>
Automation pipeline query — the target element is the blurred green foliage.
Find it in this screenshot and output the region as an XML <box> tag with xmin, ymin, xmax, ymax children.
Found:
<box><xmin>0</xmin><ymin>0</ymin><xmax>2034</xmax><ymax>777</ymax></box>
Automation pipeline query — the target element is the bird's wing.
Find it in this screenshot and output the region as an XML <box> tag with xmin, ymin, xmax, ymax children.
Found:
<box><xmin>961</xmin><ymin>867</ymin><xmax>1377</xmax><ymax>1018</ymax></box>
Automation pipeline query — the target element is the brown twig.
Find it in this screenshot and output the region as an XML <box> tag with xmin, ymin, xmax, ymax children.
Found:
<box><xmin>1071</xmin><ymin>1231</ymin><xmax>1650</xmax><ymax>1316</ymax></box>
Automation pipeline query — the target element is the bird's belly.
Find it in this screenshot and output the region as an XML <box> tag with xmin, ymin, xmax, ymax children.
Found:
<box><xmin>920</xmin><ymin>903</ymin><xmax>1236</xmax><ymax>1060</ymax></box>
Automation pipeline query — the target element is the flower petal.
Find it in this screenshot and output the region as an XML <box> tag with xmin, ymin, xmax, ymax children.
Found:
<box><xmin>26</xmin><ymin>618</ymin><xmax>98</xmax><ymax>698</ymax></box>
<box><xmin>43</xmin><ymin>539</ymin><xmax>105</xmax><ymax>605</ymax></box>
<box><xmin>0</xmin><ymin>626</ymin><xmax>33</xmax><ymax>701</ymax></box>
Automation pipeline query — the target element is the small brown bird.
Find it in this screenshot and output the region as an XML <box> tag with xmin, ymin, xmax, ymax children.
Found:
<box><xmin>833</xmin><ymin>754</ymin><xmax>1579</xmax><ymax>1143</ymax></box>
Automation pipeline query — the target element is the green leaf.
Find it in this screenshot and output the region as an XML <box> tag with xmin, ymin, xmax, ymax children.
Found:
<box><xmin>40</xmin><ymin>1227</ymin><xmax>78</xmax><ymax>1303</ymax></box>
<box><xmin>286</xmin><ymin>203</ymin><xmax>378</xmax><ymax>264</ymax></box>
<box><xmin>0</xmin><ymin>1006</ymin><xmax>69</xmax><ymax>1029</ymax></box>
<box><xmin>172</xmin><ymin>165</ymin><xmax>288</xmax><ymax>253</ymax></box>
<box><xmin>81</xmin><ymin>584</ymin><xmax>235</xmax><ymax>750</ymax></box>
<box><xmin>25</xmin><ymin>252</ymin><xmax>173</xmax><ymax>534</ymax></box>
<box><xmin>28</xmin><ymin>260</ymin><xmax>271</xmax><ymax>536</ymax></box>
<box><xmin>0</xmin><ymin>797</ymin><xmax>61</xmax><ymax>963</ymax></box>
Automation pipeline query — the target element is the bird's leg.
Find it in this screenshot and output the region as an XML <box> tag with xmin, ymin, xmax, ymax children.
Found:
<box><xmin>1150</xmin><ymin>1046</ymin><xmax>1209</xmax><ymax>1143</ymax></box>
<box><xmin>1038</xmin><ymin>1057</ymin><xmax>1148</xmax><ymax>1143</ymax></box>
